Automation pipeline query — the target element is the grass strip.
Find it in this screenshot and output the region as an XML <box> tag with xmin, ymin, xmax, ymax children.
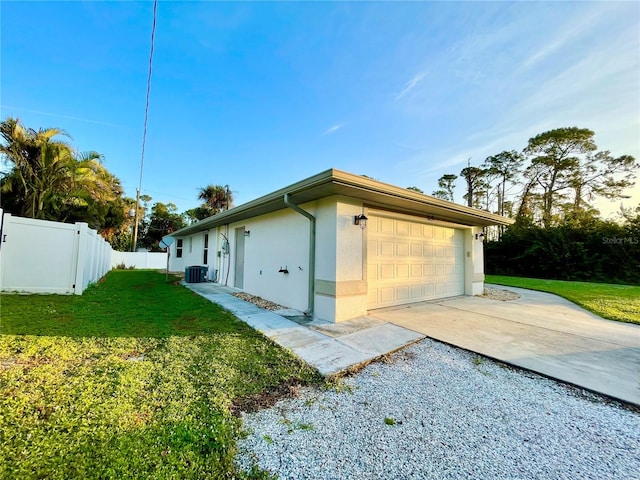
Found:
<box><xmin>0</xmin><ymin>270</ymin><xmax>321</xmax><ymax>479</ymax></box>
<box><xmin>485</xmin><ymin>275</ymin><xmax>640</xmax><ymax>325</ymax></box>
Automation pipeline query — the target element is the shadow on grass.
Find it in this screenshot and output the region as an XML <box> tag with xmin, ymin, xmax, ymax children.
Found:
<box><xmin>0</xmin><ymin>270</ymin><xmax>249</xmax><ymax>338</ymax></box>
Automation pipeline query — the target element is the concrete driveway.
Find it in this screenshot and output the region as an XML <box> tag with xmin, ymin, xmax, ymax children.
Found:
<box><xmin>370</xmin><ymin>285</ymin><xmax>640</xmax><ymax>406</ymax></box>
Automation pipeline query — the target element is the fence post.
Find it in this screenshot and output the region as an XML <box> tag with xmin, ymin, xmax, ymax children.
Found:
<box><xmin>0</xmin><ymin>210</ymin><xmax>5</xmax><ymax>291</ymax></box>
<box><xmin>73</xmin><ymin>223</ymin><xmax>89</xmax><ymax>295</ymax></box>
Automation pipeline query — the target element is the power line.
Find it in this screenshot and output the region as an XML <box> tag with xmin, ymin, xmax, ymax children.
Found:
<box><xmin>138</xmin><ymin>0</ymin><xmax>157</xmax><ymax>192</ymax></box>
<box><xmin>132</xmin><ymin>0</ymin><xmax>157</xmax><ymax>251</ymax></box>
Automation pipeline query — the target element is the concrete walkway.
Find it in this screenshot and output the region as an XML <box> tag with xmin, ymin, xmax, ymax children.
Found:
<box><xmin>183</xmin><ymin>282</ymin><xmax>424</xmax><ymax>376</ymax></box>
<box><xmin>185</xmin><ymin>282</ymin><xmax>640</xmax><ymax>406</ymax></box>
<box><xmin>371</xmin><ymin>285</ymin><xmax>640</xmax><ymax>406</ymax></box>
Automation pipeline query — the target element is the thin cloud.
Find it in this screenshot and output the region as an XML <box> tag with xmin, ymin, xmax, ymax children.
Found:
<box><xmin>394</xmin><ymin>142</ymin><xmax>429</xmax><ymax>151</ymax></box>
<box><xmin>0</xmin><ymin>105</ymin><xmax>123</xmax><ymax>128</ymax></box>
<box><xmin>513</xmin><ymin>35</ymin><xmax>638</xmax><ymax>139</ymax></box>
<box><xmin>395</xmin><ymin>72</ymin><xmax>427</xmax><ymax>100</ymax></box>
<box><xmin>321</xmin><ymin>124</ymin><xmax>343</xmax><ymax>136</ymax></box>
<box><xmin>521</xmin><ymin>5</ymin><xmax>606</xmax><ymax>70</ymax></box>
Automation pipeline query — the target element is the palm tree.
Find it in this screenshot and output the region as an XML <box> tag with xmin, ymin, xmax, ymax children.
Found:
<box><xmin>60</xmin><ymin>154</ymin><xmax>127</xmax><ymax>231</ymax></box>
<box><xmin>1</xmin><ymin>117</ymin><xmax>75</xmax><ymax>218</ymax></box>
<box><xmin>196</xmin><ymin>184</ymin><xmax>232</xmax><ymax>219</ymax></box>
<box><xmin>0</xmin><ymin>117</ymin><xmax>123</xmax><ymax>230</ymax></box>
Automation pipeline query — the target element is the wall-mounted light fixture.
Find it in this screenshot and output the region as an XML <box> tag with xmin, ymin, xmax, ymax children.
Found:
<box><xmin>354</xmin><ymin>214</ymin><xmax>368</xmax><ymax>229</ymax></box>
<box><xmin>244</xmin><ymin>230</ymin><xmax>250</xmax><ymax>237</ymax></box>
<box><xmin>475</xmin><ymin>232</ymin><xmax>485</xmax><ymax>240</ymax></box>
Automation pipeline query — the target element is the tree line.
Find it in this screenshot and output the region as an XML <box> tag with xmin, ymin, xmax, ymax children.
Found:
<box><xmin>4</xmin><ymin>118</ymin><xmax>636</xmax><ymax>281</ymax></box>
<box><xmin>424</xmin><ymin>127</ymin><xmax>640</xmax><ymax>284</ymax></box>
<box><xmin>430</xmin><ymin>127</ymin><xmax>637</xmax><ymax>228</ymax></box>
<box><xmin>0</xmin><ymin>117</ymin><xmax>232</xmax><ymax>252</ymax></box>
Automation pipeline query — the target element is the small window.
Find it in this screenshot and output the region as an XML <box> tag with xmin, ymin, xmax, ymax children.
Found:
<box><xmin>203</xmin><ymin>233</ymin><xmax>209</xmax><ymax>264</ymax></box>
<box><xmin>176</xmin><ymin>239</ymin><xmax>183</xmax><ymax>258</ymax></box>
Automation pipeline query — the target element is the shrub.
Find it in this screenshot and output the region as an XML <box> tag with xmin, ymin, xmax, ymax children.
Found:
<box><xmin>485</xmin><ymin>220</ymin><xmax>640</xmax><ymax>285</ymax></box>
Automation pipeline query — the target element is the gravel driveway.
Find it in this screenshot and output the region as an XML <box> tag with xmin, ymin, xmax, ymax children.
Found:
<box><xmin>236</xmin><ymin>339</ymin><xmax>640</xmax><ymax>479</ymax></box>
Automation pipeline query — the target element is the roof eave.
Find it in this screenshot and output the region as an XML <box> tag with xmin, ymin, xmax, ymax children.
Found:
<box><xmin>170</xmin><ymin>168</ymin><xmax>514</xmax><ymax>237</ymax></box>
<box><xmin>330</xmin><ymin>169</ymin><xmax>514</xmax><ymax>226</ymax></box>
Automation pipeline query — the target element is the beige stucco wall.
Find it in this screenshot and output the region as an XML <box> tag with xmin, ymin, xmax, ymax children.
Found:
<box><xmin>171</xmin><ymin>196</ymin><xmax>487</xmax><ymax>323</ymax></box>
<box><xmin>228</xmin><ymin>207</ymin><xmax>316</xmax><ymax>312</ymax></box>
<box><xmin>170</xmin><ymin>231</ymin><xmax>206</xmax><ymax>273</ymax></box>
<box><xmin>315</xmin><ymin>198</ymin><xmax>369</xmax><ymax>322</ymax></box>
<box><xmin>464</xmin><ymin>225</ymin><xmax>485</xmax><ymax>296</ymax></box>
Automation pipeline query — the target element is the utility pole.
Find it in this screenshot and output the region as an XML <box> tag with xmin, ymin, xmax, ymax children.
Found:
<box><xmin>132</xmin><ymin>189</ymin><xmax>141</xmax><ymax>252</ymax></box>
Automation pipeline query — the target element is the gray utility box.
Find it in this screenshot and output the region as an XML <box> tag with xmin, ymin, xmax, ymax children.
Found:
<box><xmin>185</xmin><ymin>266</ymin><xmax>207</xmax><ymax>283</ymax></box>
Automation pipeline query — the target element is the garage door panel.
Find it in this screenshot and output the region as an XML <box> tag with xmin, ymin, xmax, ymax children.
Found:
<box><xmin>446</xmin><ymin>281</ymin><xmax>462</xmax><ymax>295</ymax></box>
<box><xmin>380</xmin><ymin>241</ymin><xmax>394</xmax><ymax>256</ymax></box>
<box><xmin>423</xmin><ymin>226</ymin><xmax>434</xmax><ymax>238</ymax></box>
<box><xmin>380</xmin><ymin>264</ymin><xmax>394</xmax><ymax>279</ymax></box>
<box><xmin>410</xmin><ymin>285</ymin><xmax>422</xmax><ymax>299</ymax></box>
<box><xmin>380</xmin><ymin>218</ymin><xmax>394</xmax><ymax>234</ymax></box>
<box><xmin>368</xmin><ymin>214</ymin><xmax>464</xmax><ymax>309</ymax></box>
<box><xmin>396</xmin><ymin>264</ymin><xmax>409</xmax><ymax>278</ymax></box>
<box><xmin>396</xmin><ymin>242</ymin><xmax>409</xmax><ymax>256</ymax></box>
<box><xmin>396</xmin><ymin>286</ymin><xmax>409</xmax><ymax>301</ymax></box>
<box><xmin>396</xmin><ymin>221</ymin><xmax>410</xmax><ymax>236</ymax></box>
<box><xmin>367</xmin><ymin>263</ymin><xmax>376</xmax><ymax>280</ymax></box>
<box><xmin>380</xmin><ymin>287</ymin><xmax>394</xmax><ymax>303</ymax></box>
<box><xmin>411</xmin><ymin>264</ymin><xmax>422</xmax><ymax>277</ymax></box>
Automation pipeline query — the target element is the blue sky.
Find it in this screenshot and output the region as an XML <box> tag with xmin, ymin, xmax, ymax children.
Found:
<box><xmin>2</xmin><ymin>1</ymin><xmax>639</xmax><ymax>217</ymax></box>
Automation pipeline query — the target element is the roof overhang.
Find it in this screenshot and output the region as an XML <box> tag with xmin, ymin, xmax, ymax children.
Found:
<box><xmin>170</xmin><ymin>168</ymin><xmax>515</xmax><ymax>237</ymax></box>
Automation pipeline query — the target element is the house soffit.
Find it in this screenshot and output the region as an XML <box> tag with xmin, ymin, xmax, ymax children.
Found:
<box><xmin>170</xmin><ymin>169</ymin><xmax>513</xmax><ymax>237</ymax></box>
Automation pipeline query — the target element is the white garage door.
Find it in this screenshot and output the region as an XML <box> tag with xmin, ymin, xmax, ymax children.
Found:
<box><xmin>367</xmin><ymin>212</ymin><xmax>465</xmax><ymax>309</ymax></box>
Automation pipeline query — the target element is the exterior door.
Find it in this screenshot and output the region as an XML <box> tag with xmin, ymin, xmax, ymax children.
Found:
<box><xmin>367</xmin><ymin>212</ymin><xmax>464</xmax><ymax>309</ymax></box>
<box><xmin>234</xmin><ymin>227</ymin><xmax>245</xmax><ymax>288</ymax></box>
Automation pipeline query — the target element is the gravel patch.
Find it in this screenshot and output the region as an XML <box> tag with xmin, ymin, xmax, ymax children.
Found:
<box><xmin>231</xmin><ymin>292</ymin><xmax>286</xmax><ymax>311</ymax></box>
<box><xmin>236</xmin><ymin>339</ymin><xmax>640</xmax><ymax>479</ymax></box>
<box><xmin>482</xmin><ymin>286</ymin><xmax>521</xmax><ymax>301</ymax></box>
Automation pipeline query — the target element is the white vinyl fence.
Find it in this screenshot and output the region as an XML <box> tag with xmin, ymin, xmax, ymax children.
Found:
<box><xmin>111</xmin><ymin>251</ymin><xmax>167</xmax><ymax>270</ymax></box>
<box><xmin>0</xmin><ymin>211</ymin><xmax>166</xmax><ymax>295</ymax></box>
<box><xmin>0</xmin><ymin>211</ymin><xmax>111</xmax><ymax>294</ymax></box>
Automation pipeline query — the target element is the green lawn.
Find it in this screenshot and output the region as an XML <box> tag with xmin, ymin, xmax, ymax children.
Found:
<box><xmin>0</xmin><ymin>270</ymin><xmax>321</xmax><ymax>479</ymax></box>
<box><xmin>485</xmin><ymin>275</ymin><xmax>640</xmax><ymax>325</ymax></box>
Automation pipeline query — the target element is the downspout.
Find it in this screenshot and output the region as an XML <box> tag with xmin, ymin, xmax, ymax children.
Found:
<box><xmin>283</xmin><ymin>193</ymin><xmax>315</xmax><ymax>316</ymax></box>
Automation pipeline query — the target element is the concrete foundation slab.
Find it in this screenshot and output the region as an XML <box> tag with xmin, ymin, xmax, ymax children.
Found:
<box><xmin>269</xmin><ymin>327</ymin><xmax>328</xmax><ymax>350</ymax></box>
<box><xmin>337</xmin><ymin>323</ymin><xmax>424</xmax><ymax>356</ymax></box>
<box><xmin>309</xmin><ymin>315</ymin><xmax>386</xmax><ymax>337</ymax></box>
<box><xmin>292</xmin><ymin>339</ymin><xmax>372</xmax><ymax>376</ymax></box>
